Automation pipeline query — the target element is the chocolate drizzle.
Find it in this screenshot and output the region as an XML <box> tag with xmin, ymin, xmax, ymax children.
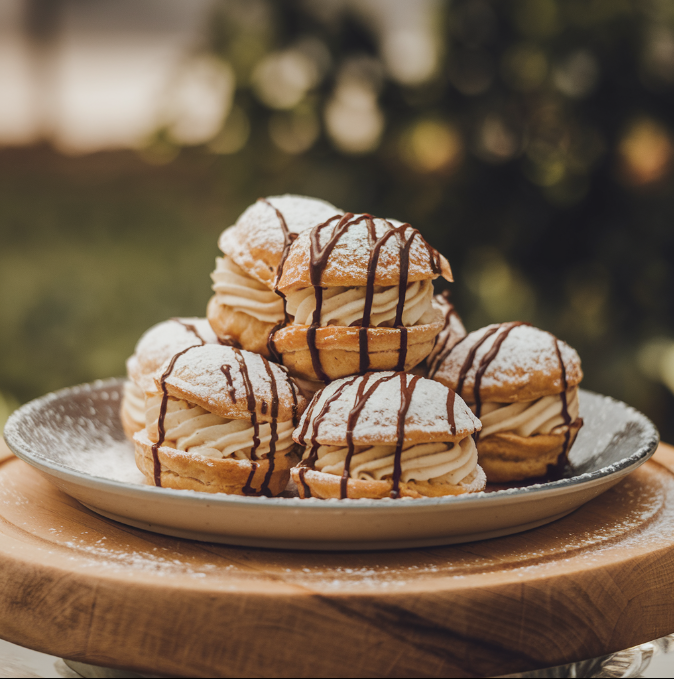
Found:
<box><xmin>446</xmin><ymin>387</ymin><xmax>456</xmax><ymax>436</ymax></box>
<box><xmin>171</xmin><ymin>318</ymin><xmax>208</xmax><ymax>345</ymax></box>
<box><xmin>342</xmin><ymin>373</ymin><xmax>390</xmax><ymax>498</ymax></box>
<box><xmin>260</xmin><ymin>197</ymin><xmax>299</xmax><ymax>363</ymax></box>
<box><xmin>258</xmin><ymin>356</ymin><xmax>280</xmax><ymax>497</ymax></box>
<box><xmin>232</xmin><ymin>348</ymin><xmax>261</xmax><ymax>462</ymax></box>
<box><xmin>448</xmin><ymin>322</ymin><xmax>575</xmax><ymax>477</ymax></box>
<box><xmin>448</xmin><ymin>322</ymin><xmax>531</xmax><ymax>442</ymax></box>
<box><xmin>472</xmin><ymin>323</ymin><xmax>530</xmax><ymax>439</ymax></box>
<box><xmin>220</xmin><ymin>364</ymin><xmax>237</xmax><ymax>403</ymax></box>
<box><xmin>306</xmin><ymin>213</ymin><xmax>361</xmax><ymax>381</ymax></box>
<box><xmin>242</xmin><ymin>462</ymin><xmax>258</xmax><ymax>495</ymax></box>
<box><xmin>298</xmin><ymin>375</ymin><xmax>360</xmax><ymax>477</ymax></box>
<box><xmin>217</xmin><ymin>335</ymin><xmax>241</xmax><ymax>348</ymax></box>
<box><xmin>223</xmin><ymin>346</ymin><xmax>300</xmax><ymax>496</ymax></box>
<box><xmin>301</xmin><ymin>371</ymin><xmax>423</xmax><ymax>499</ymax></box>
<box><xmin>151</xmin><ymin>342</ymin><xmax>205</xmax><ymax>487</ymax></box>
<box><xmin>262</xmin><ymin>202</ymin><xmax>443</xmax><ymax>382</ymax></box>
<box><xmin>551</xmin><ymin>336</ymin><xmax>573</xmax><ymax>479</ymax></box>
<box><xmin>390</xmin><ymin>373</ymin><xmax>422</xmax><ymax>498</ymax></box>
<box><xmin>305</xmin><ymin>215</ymin><xmax>442</xmax><ymax>382</ymax></box>
<box><xmin>427</xmin><ymin>292</ymin><xmax>461</xmax><ymax>377</ymax></box>
<box><xmin>298</xmin><ymin>466</ymin><xmax>312</xmax><ymax>498</ymax></box>
<box><xmin>455</xmin><ymin>326</ymin><xmax>500</xmax><ymax>398</ymax></box>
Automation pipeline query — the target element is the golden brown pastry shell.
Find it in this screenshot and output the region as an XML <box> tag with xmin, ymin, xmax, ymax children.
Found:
<box><xmin>272</xmin><ymin>320</ymin><xmax>442</xmax><ymax>382</ymax></box>
<box><xmin>156</xmin><ymin>344</ymin><xmax>306</xmax><ymax>424</ymax></box>
<box><xmin>134</xmin><ymin>430</ymin><xmax>296</xmax><ymax>496</ymax></box>
<box><xmin>277</xmin><ymin>219</ymin><xmax>452</xmax><ymax>292</ymax></box>
<box><xmin>290</xmin><ymin>466</ymin><xmax>486</xmax><ymax>499</ymax></box>
<box><xmin>126</xmin><ymin>318</ymin><xmax>218</xmax><ymax>394</ymax></box>
<box><xmin>207</xmin><ymin>295</ymin><xmax>275</xmax><ymax>359</ymax></box>
<box><xmin>218</xmin><ymin>196</ymin><xmax>342</xmax><ymax>287</ymax></box>
<box><xmin>294</xmin><ymin>372</ymin><xmax>480</xmax><ymax>447</ymax></box>
<box><xmin>477</xmin><ymin>418</ymin><xmax>583</xmax><ymax>483</ymax></box>
<box><xmin>433</xmin><ymin>327</ymin><xmax>583</xmax><ymax>404</ymax></box>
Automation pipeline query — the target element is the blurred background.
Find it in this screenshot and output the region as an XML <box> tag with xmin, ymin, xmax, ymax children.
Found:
<box><xmin>1</xmin><ymin>0</ymin><xmax>673</xmax><ymax>441</ymax></box>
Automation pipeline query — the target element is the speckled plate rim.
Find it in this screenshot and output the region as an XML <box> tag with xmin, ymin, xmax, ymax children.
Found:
<box><xmin>3</xmin><ymin>377</ymin><xmax>660</xmax><ymax>514</ymax></box>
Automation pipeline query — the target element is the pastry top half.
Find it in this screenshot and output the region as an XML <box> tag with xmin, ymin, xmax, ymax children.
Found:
<box><xmin>155</xmin><ymin>344</ymin><xmax>306</xmax><ymax>423</ymax></box>
<box><xmin>432</xmin><ymin>323</ymin><xmax>583</xmax><ymax>404</ymax></box>
<box><xmin>277</xmin><ymin>215</ymin><xmax>453</xmax><ymax>293</ymax></box>
<box><xmin>275</xmin><ymin>216</ymin><xmax>452</xmax><ymax>332</ymax></box>
<box><xmin>218</xmin><ymin>194</ymin><xmax>342</xmax><ymax>288</ymax></box>
<box><xmin>127</xmin><ymin>318</ymin><xmax>219</xmax><ymax>393</ymax></box>
<box><xmin>294</xmin><ymin>371</ymin><xmax>480</xmax><ymax>448</ymax></box>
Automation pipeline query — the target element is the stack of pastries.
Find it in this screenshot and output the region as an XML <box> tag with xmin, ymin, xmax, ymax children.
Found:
<box><xmin>125</xmin><ymin>195</ymin><xmax>584</xmax><ymax>497</ymax></box>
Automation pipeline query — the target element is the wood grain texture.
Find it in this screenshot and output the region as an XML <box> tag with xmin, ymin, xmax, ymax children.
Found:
<box><xmin>0</xmin><ymin>438</ymin><xmax>673</xmax><ymax>677</ymax></box>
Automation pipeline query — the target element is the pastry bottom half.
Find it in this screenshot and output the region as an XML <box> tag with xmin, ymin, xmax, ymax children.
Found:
<box><xmin>121</xmin><ymin>397</ymin><xmax>145</xmax><ymax>440</ymax></box>
<box><xmin>272</xmin><ymin>321</ymin><xmax>442</xmax><ymax>382</ymax></box>
<box><xmin>290</xmin><ymin>465</ymin><xmax>486</xmax><ymax>499</ymax></box>
<box><xmin>134</xmin><ymin>429</ymin><xmax>296</xmax><ymax>496</ymax></box>
<box><xmin>477</xmin><ymin>418</ymin><xmax>583</xmax><ymax>483</ymax></box>
<box><xmin>207</xmin><ymin>295</ymin><xmax>275</xmax><ymax>358</ymax></box>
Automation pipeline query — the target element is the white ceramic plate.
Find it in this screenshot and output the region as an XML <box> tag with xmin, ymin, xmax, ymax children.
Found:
<box><xmin>3</xmin><ymin>379</ymin><xmax>659</xmax><ymax>550</ymax></box>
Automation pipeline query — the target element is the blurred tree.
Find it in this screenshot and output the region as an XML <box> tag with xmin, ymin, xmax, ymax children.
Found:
<box><xmin>1</xmin><ymin>0</ymin><xmax>674</xmax><ymax>441</ymax></box>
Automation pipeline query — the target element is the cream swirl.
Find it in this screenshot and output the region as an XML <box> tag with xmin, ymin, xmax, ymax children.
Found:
<box><xmin>122</xmin><ymin>379</ymin><xmax>146</xmax><ymax>427</ymax></box>
<box><xmin>146</xmin><ymin>395</ymin><xmax>294</xmax><ymax>460</ymax></box>
<box><xmin>477</xmin><ymin>387</ymin><xmax>580</xmax><ymax>439</ymax></box>
<box><xmin>286</xmin><ymin>279</ymin><xmax>436</xmax><ymax>327</ymax></box>
<box><xmin>211</xmin><ymin>256</ymin><xmax>284</xmax><ymax>324</ymax></box>
<box><xmin>303</xmin><ymin>436</ymin><xmax>477</xmax><ymax>485</ymax></box>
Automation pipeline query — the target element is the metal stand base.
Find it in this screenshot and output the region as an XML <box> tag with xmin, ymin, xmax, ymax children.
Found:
<box><xmin>63</xmin><ymin>634</ymin><xmax>674</xmax><ymax>679</ymax></box>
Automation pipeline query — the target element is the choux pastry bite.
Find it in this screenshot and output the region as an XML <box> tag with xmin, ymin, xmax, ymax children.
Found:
<box><xmin>271</xmin><ymin>214</ymin><xmax>453</xmax><ymax>383</ymax></box>
<box><xmin>133</xmin><ymin>344</ymin><xmax>307</xmax><ymax>496</ymax></box>
<box><xmin>430</xmin><ymin>322</ymin><xmax>584</xmax><ymax>483</ymax></box>
<box><xmin>208</xmin><ymin>194</ymin><xmax>342</xmax><ymax>357</ymax></box>
<box><xmin>121</xmin><ymin>318</ymin><xmax>221</xmax><ymax>440</ymax></box>
<box><xmin>290</xmin><ymin>371</ymin><xmax>485</xmax><ymax>499</ymax></box>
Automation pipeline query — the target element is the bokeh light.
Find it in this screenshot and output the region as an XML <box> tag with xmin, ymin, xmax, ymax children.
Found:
<box><xmin>1</xmin><ymin>0</ymin><xmax>674</xmax><ymax>446</ymax></box>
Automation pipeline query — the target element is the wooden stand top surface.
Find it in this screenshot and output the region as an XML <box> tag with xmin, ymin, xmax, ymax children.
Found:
<box><xmin>0</xmin><ymin>440</ymin><xmax>673</xmax><ymax>678</ymax></box>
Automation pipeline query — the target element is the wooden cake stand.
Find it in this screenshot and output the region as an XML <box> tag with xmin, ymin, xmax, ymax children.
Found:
<box><xmin>0</xmin><ymin>440</ymin><xmax>673</xmax><ymax>678</ymax></box>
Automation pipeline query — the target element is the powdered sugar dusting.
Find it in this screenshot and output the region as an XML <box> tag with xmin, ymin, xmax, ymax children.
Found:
<box><xmin>127</xmin><ymin>318</ymin><xmax>219</xmax><ymax>393</ymax></box>
<box><xmin>163</xmin><ymin>344</ymin><xmax>302</xmax><ymax>422</ymax></box>
<box><xmin>220</xmin><ymin>194</ymin><xmax>342</xmax><ymax>259</ymax></box>
<box><xmin>434</xmin><ymin>324</ymin><xmax>582</xmax><ymax>399</ymax></box>
<box><xmin>295</xmin><ymin>372</ymin><xmax>480</xmax><ymax>446</ymax></box>
<box><xmin>2</xmin><ymin>380</ymin><xmax>660</xmax><ymax>554</ymax></box>
<box><xmin>278</xmin><ymin>215</ymin><xmax>448</xmax><ymax>290</ymax></box>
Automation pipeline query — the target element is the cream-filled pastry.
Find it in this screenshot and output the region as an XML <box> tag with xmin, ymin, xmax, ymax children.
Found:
<box><xmin>272</xmin><ymin>214</ymin><xmax>453</xmax><ymax>382</ymax></box>
<box><xmin>121</xmin><ymin>318</ymin><xmax>221</xmax><ymax>440</ymax></box>
<box><xmin>418</xmin><ymin>291</ymin><xmax>467</xmax><ymax>377</ymax></box>
<box><xmin>291</xmin><ymin>371</ymin><xmax>485</xmax><ymax>499</ymax></box>
<box><xmin>133</xmin><ymin>344</ymin><xmax>307</xmax><ymax>496</ymax></box>
<box><xmin>208</xmin><ymin>194</ymin><xmax>342</xmax><ymax>357</ymax></box>
<box><xmin>430</xmin><ymin>322</ymin><xmax>584</xmax><ymax>483</ymax></box>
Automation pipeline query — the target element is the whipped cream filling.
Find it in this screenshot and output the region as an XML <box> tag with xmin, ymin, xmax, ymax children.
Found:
<box><xmin>211</xmin><ymin>256</ymin><xmax>284</xmax><ymax>324</ymax></box>
<box><xmin>303</xmin><ymin>435</ymin><xmax>478</xmax><ymax>486</ymax></box>
<box><xmin>146</xmin><ymin>395</ymin><xmax>295</xmax><ymax>460</ymax></box>
<box><xmin>286</xmin><ymin>279</ymin><xmax>436</xmax><ymax>327</ymax></box>
<box><xmin>122</xmin><ymin>380</ymin><xmax>146</xmax><ymax>426</ymax></box>
<box><xmin>477</xmin><ymin>387</ymin><xmax>580</xmax><ymax>439</ymax></box>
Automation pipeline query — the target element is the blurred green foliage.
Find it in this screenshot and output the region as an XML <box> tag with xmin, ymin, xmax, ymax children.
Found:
<box><xmin>1</xmin><ymin>0</ymin><xmax>674</xmax><ymax>442</ymax></box>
